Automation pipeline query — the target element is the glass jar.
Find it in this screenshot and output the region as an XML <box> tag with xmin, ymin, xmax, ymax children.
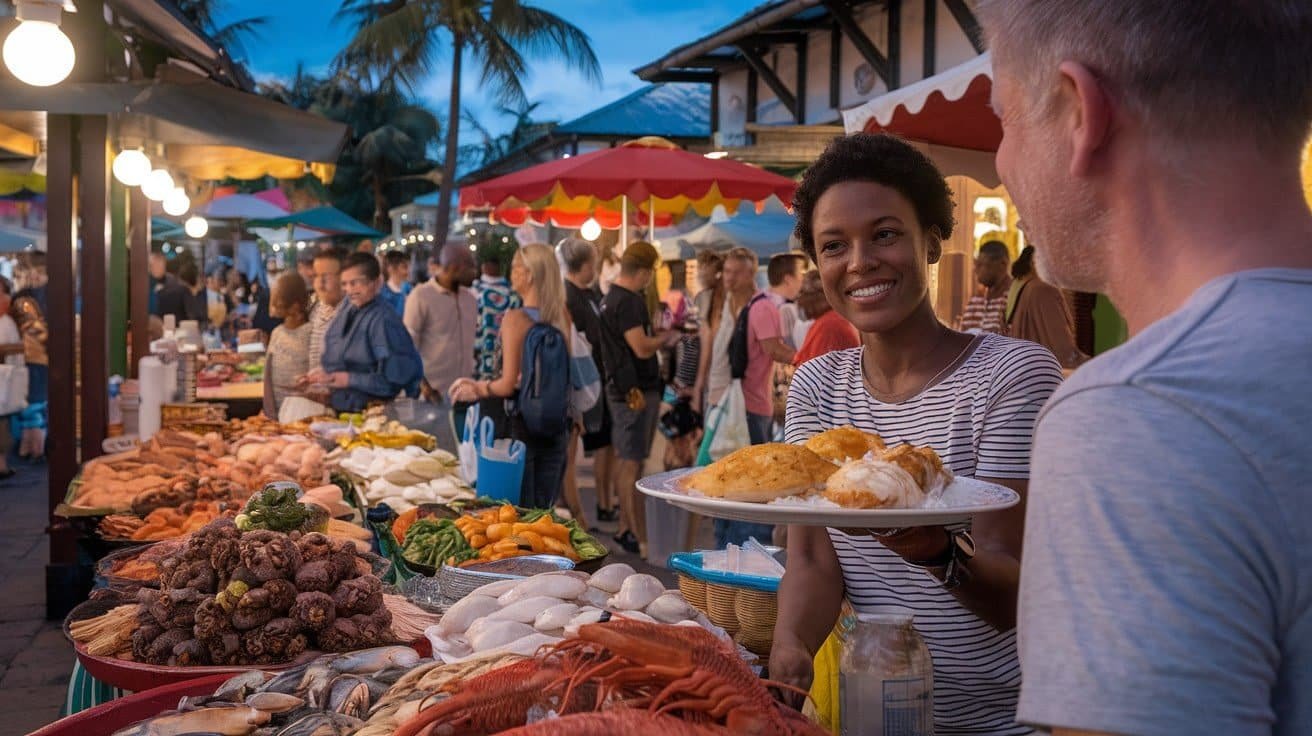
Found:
<box><xmin>839</xmin><ymin>612</ymin><xmax>934</xmax><ymax>736</ymax></box>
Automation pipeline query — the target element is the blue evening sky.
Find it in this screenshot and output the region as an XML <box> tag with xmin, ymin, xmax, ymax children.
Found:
<box><xmin>218</xmin><ymin>0</ymin><xmax>760</xmax><ymax>136</ymax></box>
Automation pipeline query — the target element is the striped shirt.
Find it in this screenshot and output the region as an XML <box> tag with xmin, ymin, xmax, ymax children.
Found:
<box><xmin>307</xmin><ymin>299</ymin><xmax>340</xmax><ymax>372</ymax></box>
<box><xmin>785</xmin><ymin>333</ymin><xmax>1062</xmax><ymax>736</ymax></box>
<box><xmin>959</xmin><ymin>292</ymin><xmax>1010</xmax><ymax>334</ymax></box>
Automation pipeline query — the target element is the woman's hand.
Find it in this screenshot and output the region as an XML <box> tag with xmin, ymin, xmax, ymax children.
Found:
<box><xmin>768</xmin><ymin>635</ymin><xmax>815</xmax><ymax>709</ymax></box>
<box><xmin>448</xmin><ymin>378</ymin><xmax>480</xmax><ymax>404</ymax></box>
<box><xmin>845</xmin><ymin>526</ymin><xmax>950</xmax><ymax>565</ymax></box>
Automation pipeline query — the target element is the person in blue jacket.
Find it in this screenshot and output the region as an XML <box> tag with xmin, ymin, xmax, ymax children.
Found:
<box><xmin>305</xmin><ymin>252</ymin><xmax>421</xmax><ymax>412</ymax></box>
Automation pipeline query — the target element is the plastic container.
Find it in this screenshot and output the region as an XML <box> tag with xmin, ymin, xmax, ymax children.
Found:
<box><xmin>475</xmin><ymin>417</ymin><xmax>525</xmax><ymax>503</ymax></box>
<box><xmin>30</xmin><ymin>673</ymin><xmax>235</xmax><ymax>736</ymax></box>
<box><xmin>839</xmin><ymin>613</ymin><xmax>934</xmax><ymax>736</ymax></box>
<box><xmin>644</xmin><ymin>494</ymin><xmax>692</xmax><ymax>568</ymax></box>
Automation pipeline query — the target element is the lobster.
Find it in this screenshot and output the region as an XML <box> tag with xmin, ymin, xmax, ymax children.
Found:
<box><xmin>395</xmin><ymin>618</ymin><xmax>824</xmax><ymax>736</ymax></box>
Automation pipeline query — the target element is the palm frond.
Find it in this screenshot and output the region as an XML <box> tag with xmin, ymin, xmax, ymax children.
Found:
<box><xmin>493</xmin><ymin>5</ymin><xmax>601</xmax><ymax>84</ymax></box>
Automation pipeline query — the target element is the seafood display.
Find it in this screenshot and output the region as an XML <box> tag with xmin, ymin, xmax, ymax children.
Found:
<box><xmin>334</xmin><ymin>445</ymin><xmax>471</xmax><ymax>512</ymax></box>
<box><xmin>68</xmin><ymin>518</ymin><xmax>398</xmax><ymax>667</ymax></box>
<box><xmin>424</xmin><ymin>565</ymin><xmax>715</xmax><ymax>662</ymax></box>
<box><xmin>109</xmin><ymin>646</ymin><xmax>424</xmax><ymax>736</ymax></box>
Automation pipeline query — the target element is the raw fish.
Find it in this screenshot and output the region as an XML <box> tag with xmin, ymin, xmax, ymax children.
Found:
<box><xmin>587</xmin><ymin>563</ymin><xmax>635</xmax><ymax>593</ymax></box>
<box><xmin>606</xmin><ymin>574</ymin><xmax>664</xmax><ymax>610</ymax></box>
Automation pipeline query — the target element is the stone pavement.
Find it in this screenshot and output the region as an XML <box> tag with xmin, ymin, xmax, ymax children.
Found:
<box><xmin>0</xmin><ymin>461</ymin><xmax>72</xmax><ymax>736</ymax></box>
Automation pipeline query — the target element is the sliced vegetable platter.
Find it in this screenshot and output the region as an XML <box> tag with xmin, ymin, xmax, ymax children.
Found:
<box><xmin>388</xmin><ymin>500</ymin><xmax>608</xmax><ymax>574</ymax></box>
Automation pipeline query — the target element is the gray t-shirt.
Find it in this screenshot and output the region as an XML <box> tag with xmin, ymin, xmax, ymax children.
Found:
<box><xmin>1018</xmin><ymin>269</ymin><xmax>1312</xmax><ymax>736</ymax></box>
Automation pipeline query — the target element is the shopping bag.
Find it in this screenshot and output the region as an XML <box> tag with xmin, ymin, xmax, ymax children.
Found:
<box><xmin>568</xmin><ymin>325</ymin><xmax>602</xmax><ymax>416</ymax></box>
<box><xmin>457</xmin><ymin>403</ymin><xmax>481</xmax><ymax>485</ymax></box>
<box><xmin>0</xmin><ymin>362</ymin><xmax>28</xmax><ymax>416</ymax></box>
<box><xmin>476</xmin><ymin>416</ymin><xmax>526</xmax><ymax>503</ymax></box>
<box><xmin>703</xmin><ymin>379</ymin><xmax>750</xmax><ymax>464</ymax></box>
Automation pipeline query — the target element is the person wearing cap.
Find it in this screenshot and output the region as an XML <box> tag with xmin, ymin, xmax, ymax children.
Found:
<box><xmin>598</xmin><ymin>240</ymin><xmax>679</xmax><ymax>555</ymax></box>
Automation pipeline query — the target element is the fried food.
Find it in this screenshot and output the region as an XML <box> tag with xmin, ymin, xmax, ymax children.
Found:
<box><xmin>679</xmin><ymin>443</ymin><xmax>837</xmax><ymax>503</ymax></box>
<box><xmin>822</xmin><ymin>444</ymin><xmax>953</xmax><ymax>508</ymax></box>
<box><xmin>804</xmin><ymin>425</ymin><xmax>886</xmax><ymax>463</ymax></box>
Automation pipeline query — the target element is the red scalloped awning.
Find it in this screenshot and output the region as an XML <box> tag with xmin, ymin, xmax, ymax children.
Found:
<box><xmin>843</xmin><ymin>53</ymin><xmax>1001</xmax><ymax>152</ymax></box>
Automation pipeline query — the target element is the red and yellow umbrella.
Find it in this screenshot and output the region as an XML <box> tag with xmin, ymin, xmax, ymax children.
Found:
<box><xmin>459</xmin><ymin>137</ymin><xmax>796</xmax><ymax>233</ymax></box>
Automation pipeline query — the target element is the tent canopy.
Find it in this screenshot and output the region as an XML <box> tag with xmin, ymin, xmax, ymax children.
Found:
<box><xmin>677</xmin><ymin>200</ymin><xmax>798</xmax><ymax>259</ymax></box>
<box><xmin>247</xmin><ymin>206</ymin><xmax>384</xmax><ymax>238</ymax></box>
<box><xmin>841</xmin><ymin>53</ymin><xmax>1001</xmax><ymax>186</ymax></box>
<box><xmin>0</xmin><ymin>224</ymin><xmax>45</xmax><ymax>253</ymax></box>
<box><xmin>197</xmin><ymin>192</ymin><xmax>288</xmax><ymax>221</ymax></box>
<box><xmin>460</xmin><ymin>137</ymin><xmax>797</xmax><ymax>225</ymax></box>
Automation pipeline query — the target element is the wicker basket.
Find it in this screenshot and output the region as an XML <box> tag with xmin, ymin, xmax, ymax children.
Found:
<box><xmin>675</xmin><ymin>571</ymin><xmax>780</xmax><ymax>657</ymax></box>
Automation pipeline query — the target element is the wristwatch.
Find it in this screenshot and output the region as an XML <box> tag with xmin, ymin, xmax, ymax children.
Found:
<box><xmin>909</xmin><ymin>528</ymin><xmax>976</xmax><ymax>590</ymax></box>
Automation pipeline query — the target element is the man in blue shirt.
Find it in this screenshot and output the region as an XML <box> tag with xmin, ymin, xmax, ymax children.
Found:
<box><xmin>306</xmin><ymin>252</ymin><xmax>422</xmax><ymax>412</ymax></box>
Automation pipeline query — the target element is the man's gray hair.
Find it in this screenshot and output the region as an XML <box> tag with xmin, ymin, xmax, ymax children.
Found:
<box><xmin>978</xmin><ymin>0</ymin><xmax>1312</xmax><ymax>152</ymax></box>
<box><xmin>555</xmin><ymin>237</ymin><xmax>596</xmax><ymax>274</ymax></box>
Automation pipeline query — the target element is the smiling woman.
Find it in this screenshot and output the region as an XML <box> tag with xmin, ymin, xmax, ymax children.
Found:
<box><xmin>771</xmin><ymin>134</ymin><xmax>1064</xmax><ymax>736</ymax></box>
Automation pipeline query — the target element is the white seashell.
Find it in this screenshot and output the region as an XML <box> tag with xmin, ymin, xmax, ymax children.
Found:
<box><xmin>436</xmin><ymin>594</ymin><xmax>500</xmax><ymax>636</ymax></box>
<box><xmin>486</xmin><ymin>596</ymin><xmax>565</xmax><ymax>624</ymax></box>
<box><xmin>586</xmin><ymin>563</ymin><xmax>635</xmax><ymax>593</ymax></box>
<box><xmin>573</xmin><ymin>586</ymin><xmax>610</xmax><ymax>609</ymax></box>
<box><xmin>645</xmin><ymin>593</ymin><xmax>697</xmax><ymax>623</ymax></box>
<box><xmin>498</xmin><ymin>574</ymin><xmax>588</xmax><ymax>606</ymax></box>
<box><xmin>533</xmin><ymin>603</ymin><xmax>580</xmax><ymax>632</ymax></box>
<box><xmin>466</xmin><ymin>620</ymin><xmax>536</xmax><ymax>651</ymax></box>
<box><xmin>606</xmin><ymin>574</ymin><xmax>664</xmax><ymax>611</ymax></box>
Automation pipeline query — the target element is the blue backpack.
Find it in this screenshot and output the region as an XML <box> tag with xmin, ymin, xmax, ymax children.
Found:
<box><xmin>513</xmin><ymin>321</ymin><xmax>571</xmax><ymax>437</ymax></box>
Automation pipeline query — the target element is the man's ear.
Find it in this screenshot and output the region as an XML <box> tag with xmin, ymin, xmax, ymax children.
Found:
<box><xmin>926</xmin><ymin>228</ymin><xmax>943</xmax><ymax>265</ymax></box>
<box><xmin>1058</xmin><ymin>60</ymin><xmax>1114</xmax><ymax>178</ymax></box>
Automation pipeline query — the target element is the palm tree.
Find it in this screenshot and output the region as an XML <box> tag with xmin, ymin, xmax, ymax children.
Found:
<box><xmin>336</xmin><ymin>0</ymin><xmax>600</xmax><ymax>246</ymax></box>
<box><xmin>173</xmin><ymin>0</ymin><xmax>269</xmax><ymax>60</ymax></box>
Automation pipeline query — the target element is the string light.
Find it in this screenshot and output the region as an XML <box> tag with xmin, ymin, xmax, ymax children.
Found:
<box><xmin>580</xmin><ymin>218</ymin><xmax>601</xmax><ymax>241</ymax></box>
<box><xmin>112</xmin><ymin>149</ymin><xmax>151</xmax><ymax>186</ymax></box>
<box><xmin>2</xmin><ymin>1</ymin><xmax>75</xmax><ymax>87</ymax></box>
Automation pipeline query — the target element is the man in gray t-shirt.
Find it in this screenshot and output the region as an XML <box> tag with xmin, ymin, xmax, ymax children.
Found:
<box><xmin>979</xmin><ymin>2</ymin><xmax>1312</xmax><ymax>734</ymax></box>
<box><xmin>1020</xmin><ymin>271</ymin><xmax>1312</xmax><ymax>735</ymax></box>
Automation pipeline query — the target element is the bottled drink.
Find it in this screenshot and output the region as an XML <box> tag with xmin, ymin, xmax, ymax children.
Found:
<box><xmin>839</xmin><ymin>613</ymin><xmax>934</xmax><ymax>736</ymax></box>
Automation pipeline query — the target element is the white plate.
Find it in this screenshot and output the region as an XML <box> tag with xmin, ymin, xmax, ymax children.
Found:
<box><xmin>636</xmin><ymin>468</ymin><xmax>1019</xmax><ymax>528</ymax></box>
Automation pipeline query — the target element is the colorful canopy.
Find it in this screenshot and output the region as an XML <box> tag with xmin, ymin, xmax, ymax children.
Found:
<box><xmin>677</xmin><ymin>200</ymin><xmax>798</xmax><ymax>258</ymax></box>
<box><xmin>459</xmin><ymin>137</ymin><xmax>796</xmax><ymax>227</ymax></box>
<box><xmin>166</xmin><ymin>145</ymin><xmax>336</xmax><ymax>184</ymax></box>
<box><xmin>197</xmin><ymin>192</ymin><xmax>288</xmax><ymax>220</ymax></box>
<box><xmin>247</xmin><ymin>206</ymin><xmax>384</xmax><ymax>238</ymax></box>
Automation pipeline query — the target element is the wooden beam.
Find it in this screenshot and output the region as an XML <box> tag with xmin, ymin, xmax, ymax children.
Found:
<box><xmin>0</xmin><ymin>121</ymin><xmax>40</xmax><ymax>159</ymax></box>
<box><xmin>735</xmin><ymin>44</ymin><xmax>798</xmax><ymax>122</ymax></box>
<box><xmin>829</xmin><ymin>22</ymin><xmax>841</xmax><ymax>109</ymax></box>
<box><xmin>943</xmin><ymin>0</ymin><xmax>985</xmax><ymax>53</ymax></box>
<box><xmin>682</xmin><ymin>55</ymin><xmax>743</xmax><ymax>69</ymax></box>
<box><xmin>79</xmin><ymin>115</ymin><xmax>110</xmax><ymax>461</ymax></box>
<box><xmin>129</xmin><ymin>188</ymin><xmax>150</xmax><ymax>379</ymax></box>
<box><xmin>746</xmin><ymin>67</ymin><xmax>758</xmax><ymax>124</ymax></box>
<box><xmin>647</xmin><ymin>70</ymin><xmax>718</xmax><ymax>83</ymax></box>
<box><xmin>795</xmin><ymin>37</ymin><xmax>808</xmax><ymax>124</ymax></box>
<box><xmin>743</xmin><ymin>31</ymin><xmax>807</xmax><ymax>46</ymax></box>
<box><xmin>822</xmin><ymin>0</ymin><xmax>892</xmax><ymax>88</ymax></box>
<box><xmin>46</xmin><ymin>113</ymin><xmax>77</xmax><ymax>571</ymax></box>
<box><xmin>710</xmin><ymin>75</ymin><xmax>720</xmax><ymax>135</ymax></box>
<box><xmin>924</xmin><ymin>0</ymin><xmax>937</xmax><ymax>78</ymax></box>
<box><xmin>887</xmin><ymin>0</ymin><xmax>901</xmax><ymax>89</ymax></box>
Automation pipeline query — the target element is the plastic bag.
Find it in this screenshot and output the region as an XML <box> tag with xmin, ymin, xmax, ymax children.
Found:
<box><xmin>0</xmin><ymin>362</ymin><xmax>27</xmax><ymax>416</ymax></box>
<box><xmin>699</xmin><ymin>379</ymin><xmax>750</xmax><ymax>465</ymax></box>
<box><xmin>458</xmin><ymin>403</ymin><xmax>481</xmax><ymax>485</ymax></box>
<box><xmin>569</xmin><ymin>324</ymin><xmax>601</xmax><ymax>416</ymax></box>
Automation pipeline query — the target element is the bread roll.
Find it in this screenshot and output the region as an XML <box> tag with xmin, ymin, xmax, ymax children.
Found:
<box><xmin>679</xmin><ymin>443</ymin><xmax>837</xmax><ymax>503</ymax></box>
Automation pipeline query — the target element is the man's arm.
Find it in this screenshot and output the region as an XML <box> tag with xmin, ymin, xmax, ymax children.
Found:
<box><xmin>759</xmin><ymin>336</ymin><xmax>795</xmax><ymax>364</ymax></box>
<box><xmin>623</xmin><ymin>325</ymin><xmax>666</xmax><ymax>359</ymax></box>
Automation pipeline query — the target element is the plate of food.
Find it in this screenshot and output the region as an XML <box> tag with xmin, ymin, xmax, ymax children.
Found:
<box><xmin>636</xmin><ymin>426</ymin><xmax>1019</xmax><ymax>528</ymax></box>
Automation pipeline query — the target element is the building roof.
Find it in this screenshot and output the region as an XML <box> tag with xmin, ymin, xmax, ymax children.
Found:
<box><xmin>556</xmin><ymin>83</ymin><xmax>710</xmax><ymax>139</ymax></box>
<box><xmin>453</xmin><ymin>83</ymin><xmax>711</xmax><ymax>187</ymax></box>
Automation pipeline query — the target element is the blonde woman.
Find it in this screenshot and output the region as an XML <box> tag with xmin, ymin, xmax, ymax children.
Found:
<box><xmin>450</xmin><ymin>244</ymin><xmax>573</xmax><ymax>508</ymax></box>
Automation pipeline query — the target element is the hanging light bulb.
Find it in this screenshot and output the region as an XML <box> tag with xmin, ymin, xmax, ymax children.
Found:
<box><xmin>112</xmin><ymin>148</ymin><xmax>151</xmax><ymax>186</ymax></box>
<box><xmin>162</xmin><ymin>187</ymin><xmax>190</xmax><ymax>216</ymax></box>
<box><xmin>2</xmin><ymin>1</ymin><xmax>75</xmax><ymax>87</ymax></box>
<box><xmin>141</xmin><ymin>169</ymin><xmax>173</xmax><ymax>201</ymax></box>
<box><xmin>580</xmin><ymin>218</ymin><xmax>602</xmax><ymax>241</ymax></box>
<box><xmin>184</xmin><ymin>216</ymin><xmax>208</xmax><ymax>238</ymax></box>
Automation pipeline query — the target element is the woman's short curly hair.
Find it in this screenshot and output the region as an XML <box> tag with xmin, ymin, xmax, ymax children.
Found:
<box><xmin>792</xmin><ymin>134</ymin><xmax>956</xmax><ymax>260</ymax></box>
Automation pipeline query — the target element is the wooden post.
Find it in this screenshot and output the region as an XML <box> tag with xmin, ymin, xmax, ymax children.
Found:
<box><xmin>129</xmin><ymin>188</ymin><xmax>151</xmax><ymax>376</ymax></box>
<box><xmin>887</xmin><ymin>0</ymin><xmax>901</xmax><ymax>89</ymax></box>
<box><xmin>923</xmin><ymin>0</ymin><xmax>937</xmax><ymax>78</ymax></box>
<box><xmin>79</xmin><ymin>115</ymin><xmax>110</xmax><ymax>460</ymax></box>
<box><xmin>45</xmin><ymin>113</ymin><xmax>79</xmax><ymax>610</ymax></box>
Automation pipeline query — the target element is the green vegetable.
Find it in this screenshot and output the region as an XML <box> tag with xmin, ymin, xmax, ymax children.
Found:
<box><xmin>401</xmin><ymin>518</ymin><xmax>477</xmax><ymax>569</ymax></box>
<box><xmin>241</xmin><ymin>485</ymin><xmax>310</xmax><ymax>532</ymax></box>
